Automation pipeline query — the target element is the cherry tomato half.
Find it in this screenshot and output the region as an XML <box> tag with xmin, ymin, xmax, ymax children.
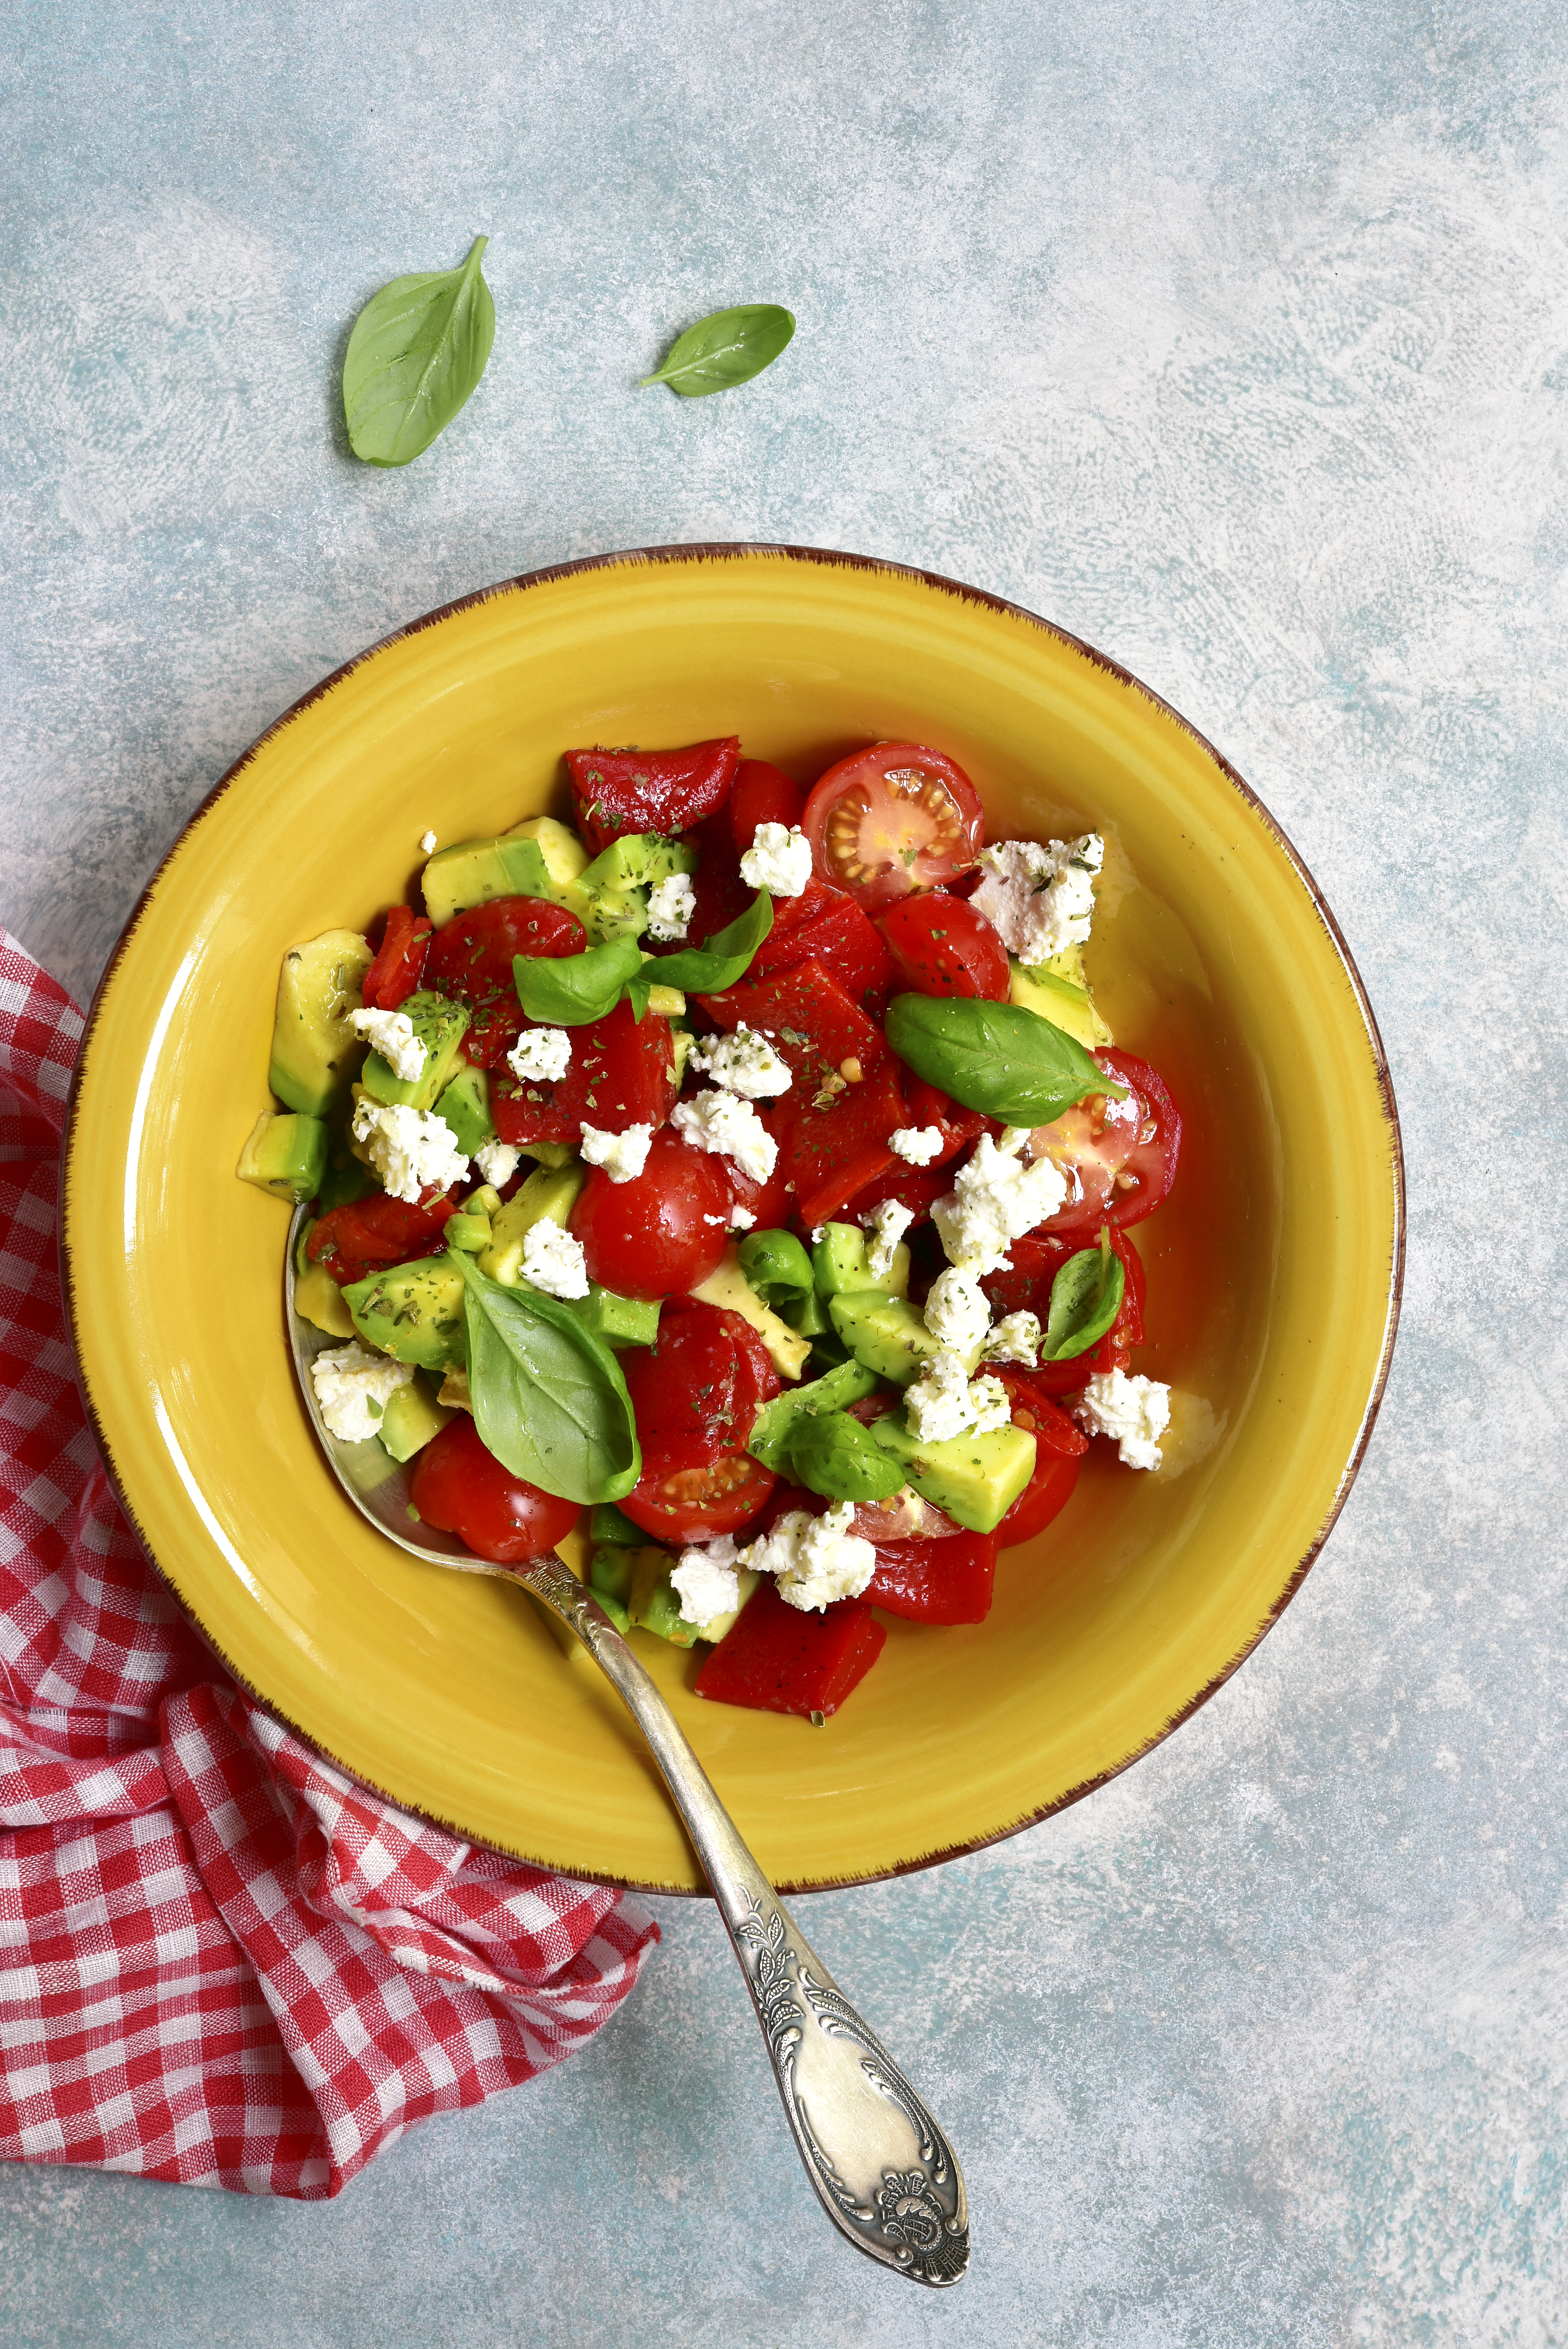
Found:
<box><xmin>307</xmin><ymin>1192</ymin><xmax>457</xmax><ymax>1286</ymax></box>
<box><xmin>620</xmin><ymin>1301</ymin><xmax>780</xmax><ymax>1454</ymax></box>
<box><xmin>425</xmin><ymin>896</ymin><xmax>588</xmax><ymax>1070</ymax></box>
<box><xmin>410</xmin><ymin>1415</ymin><xmax>580</xmax><ymax>1564</ymax></box>
<box><xmin>878</xmin><ymin>893</ymin><xmax>1010</xmax><ymax>1000</ymax></box>
<box><xmin>987</xmin><ymin>1367</ymin><xmax>1088</xmax><ymax>1548</ymax></box>
<box><xmin>1027</xmin><ymin>1051</ymin><xmax>1182</xmax><ymax>1240</ymax></box>
<box><xmin>802</xmin><ymin>741</ymin><xmax>985</xmax><ymax>914</ymax></box>
<box><xmin>571</xmin><ymin>1125</ymin><xmax>732</xmax><ymax>1299</ymax></box>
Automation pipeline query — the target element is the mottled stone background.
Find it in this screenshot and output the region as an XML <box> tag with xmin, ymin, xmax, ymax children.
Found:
<box><xmin>4</xmin><ymin>2</ymin><xmax>1566</xmax><ymax>2341</ymax></box>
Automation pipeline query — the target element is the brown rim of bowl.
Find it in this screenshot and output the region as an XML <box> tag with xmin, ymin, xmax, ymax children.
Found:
<box><xmin>58</xmin><ymin>540</ymin><xmax>1406</xmax><ymax>1898</ymax></box>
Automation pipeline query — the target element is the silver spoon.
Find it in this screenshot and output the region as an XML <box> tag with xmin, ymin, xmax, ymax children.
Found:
<box><xmin>286</xmin><ymin>1209</ymin><xmax>968</xmax><ymax>2286</ymax></box>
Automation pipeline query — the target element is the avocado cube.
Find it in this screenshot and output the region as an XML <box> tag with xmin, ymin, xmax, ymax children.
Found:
<box><xmin>434</xmin><ymin>1065</ymin><xmax>496</xmax><ymax>1157</ymax></box>
<box><xmin>479</xmin><ymin>1164</ymin><xmax>588</xmax><ymax>1286</ymax></box>
<box><xmin>694</xmin><ymin>1566</ymin><xmax>761</xmax><ymax>1646</ymax></box>
<box><xmin>421</xmin><ymin>816</ymin><xmax>591</xmax><ymax>929</ymax></box>
<box><xmin>812</xmin><ymin>1221</ymin><xmax>910</xmax><ymax>1300</ymax></box>
<box><xmin>358</xmin><ymin>991</ymin><xmax>471</xmax><ymax>1113</ymax></box>
<box><xmin>565</xmin><ymin>1284</ymin><xmax>661</xmax><ymax>1349</ymax></box>
<box><xmin>627</xmin><ymin>1548</ymin><xmax>701</xmax><ymax>1647</ymax></box>
<box><xmin>293</xmin><ymin>1260</ymin><xmax>356</xmax><ymax>1339</ymax></box>
<box><xmin>236</xmin><ymin>1110</ymin><xmax>328</xmax><ymax>1203</ymax></box>
<box><xmin>378</xmin><ymin>1374</ymin><xmax>453</xmax><ymax>1463</ymax></box>
<box><xmin>445</xmin><ymin>1210</ymin><xmax>492</xmax><ymax>1253</ymax></box>
<box><xmin>268</xmin><ymin>929</ymin><xmax>375</xmax><ymax>1116</ymax></box>
<box><xmin>868</xmin><ymin>1410</ymin><xmax>1037</xmax><ymax>1533</ymax></box>
<box><xmin>589</xmin><ymin>1543</ymin><xmax>637</xmax><ymax>1605</ymax></box>
<box><xmin>829</xmin><ymin>1293</ymin><xmax>982</xmax><ymax>1387</ymax></box>
<box><xmin>747</xmin><ymin>1356</ymin><xmax>881</xmax><ymax>1470</ymax></box>
<box><xmin>579</xmin><ymin>833</ymin><xmax>699</xmax><ymax>895</ymax></box>
<box><xmin>1010</xmin><ymin>952</ymin><xmax>1112</xmax><ymax>1050</ymax></box>
<box><xmin>590</xmin><ymin>1501</ymin><xmax>647</xmax><ymax>1547</ymax></box>
<box><xmin>690</xmin><ymin>1246</ymin><xmax>811</xmax><ymax>1381</ymax></box>
<box><xmin>344</xmin><ymin>1254</ymin><xmax>467</xmax><ymax>1371</ymax></box>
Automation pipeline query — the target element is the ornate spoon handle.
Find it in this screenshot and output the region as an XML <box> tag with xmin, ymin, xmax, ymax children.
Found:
<box><xmin>521</xmin><ymin>1557</ymin><xmax>970</xmax><ymax>2287</ymax></box>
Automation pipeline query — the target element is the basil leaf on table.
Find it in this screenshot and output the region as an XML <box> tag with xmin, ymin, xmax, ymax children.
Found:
<box><xmin>455</xmin><ymin>1254</ymin><xmax>640</xmax><ymax>1505</ymax></box>
<box><xmin>513</xmin><ymin>934</ymin><xmax>645</xmax><ymax>1026</ymax></box>
<box><xmin>884</xmin><ymin>994</ymin><xmax>1126</xmax><ymax>1128</ymax></box>
<box><xmin>640</xmin><ymin>304</ymin><xmax>795</xmax><ymax>398</ymax></box>
<box><xmin>784</xmin><ymin>1411</ymin><xmax>904</xmax><ymax>1505</ymax></box>
<box><xmin>342</xmin><ymin>236</ymin><xmax>496</xmax><ymax>467</ymax></box>
<box><xmin>634</xmin><ymin>892</ymin><xmax>773</xmax><ymax>1001</ymax></box>
<box><xmin>1041</xmin><ymin>1234</ymin><xmax>1125</xmax><ymax>1362</ymax></box>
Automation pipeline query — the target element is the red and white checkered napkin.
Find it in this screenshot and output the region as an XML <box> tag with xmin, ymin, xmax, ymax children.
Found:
<box><xmin>0</xmin><ymin>928</ymin><xmax>657</xmax><ymax>2196</ymax></box>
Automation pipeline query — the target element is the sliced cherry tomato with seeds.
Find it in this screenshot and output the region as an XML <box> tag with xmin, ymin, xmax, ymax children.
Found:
<box><xmin>802</xmin><ymin>741</ymin><xmax>985</xmax><ymax>914</ymax></box>
<box><xmin>1027</xmin><ymin>1051</ymin><xmax>1181</xmax><ymax>1240</ymax></box>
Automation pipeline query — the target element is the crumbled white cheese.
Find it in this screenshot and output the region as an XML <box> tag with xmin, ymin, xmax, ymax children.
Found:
<box><xmin>863</xmin><ymin>1198</ymin><xmax>914</xmax><ymax>1282</ymax></box>
<box><xmin>419</xmin><ymin>829</ymin><xmax>438</xmax><ymax>855</ymax></box>
<box><xmin>984</xmin><ymin>1311</ymin><xmax>1041</xmax><ymax>1367</ymax></box>
<box><xmin>1073</xmin><ymin>1369</ymin><xmax>1171</xmax><ymax>1470</ymax></box>
<box><xmin>310</xmin><ymin>1342</ymin><xmax>415</xmax><ymax>1443</ymax></box>
<box><xmin>522</xmin><ymin>1219</ymin><xmax>590</xmax><ymax>1300</ymax></box>
<box><xmin>579</xmin><ymin>1123</ymin><xmax>654</xmax><ymax>1183</ymax></box>
<box><xmin>670</xmin><ymin>1091</ymin><xmax>778</xmax><ymax>1185</ymax></box>
<box><xmin>971</xmin><ymin>834</ymin><xmax>1105</xmax><ymax>966</ymax></box>
<box><xmin>741</xmin><ymin>1501</ymin><xmax>876</xmax><ymax>1613</ymax></box>
<box><xmin>507</xmin><ymin>1027</ymin><xmax>573</xmax><ymax>1085</ymax></box>
<box><xmin>672</xmin><ymin>1536</ymin><xmax>741</xmax><ymax>1629</ymax></box>
<box><xmin>473</xmin><ymin>1139</ymin><xmax>522</xmax><ymax>1187</ymax></box>
<box><xmin>689</xmin><ymin>1024</ymin><xmax>792</xmax><ymax>1098</ymax></box>
<box><xmin>646</xmin><ymin>873</ymin><xmax>696</xmax><ymax>942</ymax></box>
<box><xmin>923</xmin><ymin>1267</ymin><xmax>991</xmax><ymax>1354</ymax></box>
<box><xmin>350</xmin><ymin>1007</ymin><xmax>428</xmax><ymax>1083</ymax></box>
<box><xmin>904</xmin><ymin>1350</ymin><xmax>1013</xmax><ymax>1443</ymax></box>
<box><xmin>728</xmin><ymin>1205</ymin><xmax>756</xmax><ymax>1230</ymax></box>
<box><xmin>889</xmin><ymin>1125</ymin><xmax>945</xmax><ymax>1167</ymax></box>
<box><xmin>967</xmin><ymin>1375</ymin><xmax>1013</xmax><ymax>1435</ymax></box>
<box><xmin>931</xmin><ymin>1129</ymin><xmax>1068</xmax><ymax>1274</ymax></box>
<box><xmin>351</xmin><ymin>1099</ymin><xmax>468</xmax><ymax>1204</ymax></box>
<box><xmin>739</xmin><ymin>822</ymin><xmax>813</xmax><ymax>897</ymax></box>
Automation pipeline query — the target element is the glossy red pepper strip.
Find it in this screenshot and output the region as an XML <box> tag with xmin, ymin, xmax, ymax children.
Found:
<box><xmin>863</xmin><ymin>1529</ymin><xmax>1000</xmax><ymax>1624</ymax></box>
<box><xmin>694</xmin><ymin>1579</ymin><xmax>886</xmax><ymax>1719</ymax></box>
<box><xmin>362</xmin><ymin>905</ymin><xmax>433</xmax><ymax>1010</ymax></box>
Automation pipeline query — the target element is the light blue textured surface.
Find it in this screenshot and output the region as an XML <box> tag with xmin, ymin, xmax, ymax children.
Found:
<box><xmin>4</xmin><ymin>4</ymin><xmax>1566</xmax><ymax>2341</ymax></box>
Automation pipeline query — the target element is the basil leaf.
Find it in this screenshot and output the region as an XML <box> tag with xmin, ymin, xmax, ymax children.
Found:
<box><xmin>649</xmin><ymin>891</ymin><xmax>773</xmax><ymax>994</ymax></box>
<box><xmin>884</xmin><ymin>994</ymin><xmax>1126</xmax><ymax>1128</ymax></box>
<box><xmin>1041</xmin><ymin>1239</ymin><xmax>1125</xmax><ymax>1361</ymax></box>
<box><xmin>513</xmin><ymin>934</ymin><xmax>645</xmax><ymax>1026</ymax></box>
<box><xmin>455</xmin><ymin>1255</ymin><xmax>640</xmax><ymax>1504</ymax></box>
<box><xmin>342</xmin><ymin>237</ymin><xmax>496</xmax><ymax>467</ymax></box>
<box><xmin>738</xmin><ymin>1228</ymin><xmax>814</xmax><ymax>1311</ymax></box>
<box><xmin>640</xmin><ymin>304</ymin><xmax>795</xmax><ymax>398</ymax></box>
<box><xmin>783</xmin><ymin>1411</ymin><xmax>904</xmax><ymax>1504</ymax></box>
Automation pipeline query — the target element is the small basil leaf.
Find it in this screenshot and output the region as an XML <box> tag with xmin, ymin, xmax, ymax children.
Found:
<box><xmin>455</xmin><ymin>1254</ymin><xmax>640</xmax><ymax>1504</ymax></box>
<box><xmin>640</xmin><ymin>304</ymin><xmax>795</xmax><ymax>398</ymax></box>
<box><xmin>1041</xmin><ymin>1242</ymin><xmax>1125</xmax><ymax>1362</ymax></box>
<box><xmin>884</xmin><ymin>994</ymin><xmax>1126</xmax><ymax>1128</ymax></box>
<box><xmin>738</xmin><ymin>1228</ymin><xmax>814</xmax><ymax>1310</ymax></box>
<box><xmin>342</xmin><ymin>236</ymin><xmax>496</xmax><ymax>467</ymax></box>
<box><xmin>783</xmin><ymin>1411</ymin><xmax>904</xmax><ymax>1504</ymax></box>
<box><xmin>623</xmin><ymin>975</ymin><xmax>653</xmax><ymax>1023</ymax></box>
<box><xmin>513</xmin><ymin>934</ymin><xmax>646</xmax><ymax>1026</ymax></box>
<box><xmin>645</xmin><ymin>891</ymin><xmax>773</xmax><ymax>994</ymax></box>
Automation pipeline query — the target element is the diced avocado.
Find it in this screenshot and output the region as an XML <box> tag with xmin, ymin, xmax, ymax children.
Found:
<box><xmin>582</xmin><ymin>886</ymin><xmax>649</xmax><ymax>944</ymax></box>
<box><xmin>829</xmin><ymin>1293</ymin><xmax>983</xmax><ymax>1386</ymax></box>
<box><xmin>521</xmin><ymin>1140</ymin><xmax>576</xmax><ymax>1171</ymax></box>
<box><xmin>580</xmin><ymin>833</ymin><xmax>698</xmax><ymax>896</ymax></box>
<box><xmin>294</xmin><ymin>1261</ymin><xmax>356</xmax><ymax>1338</ymax></box>
<box><xmin>590</xmin><ymin>1586</ymin><xmax>633</xmax><ymax>1636</ymax></box>
<box><xmin>565</xmin><ymin>1285</ymin><xmax>660</xmax><ymax>1349</ymax></box>
<box><xmin>358</xmin><ymin>991</ymin><xmax>471</xmax><ymax>1113</ymax></box>
<box><xmin>268</xmin><ymin>929</ymin><xmax>374</xmax><ymax>1116</ymax></box>
<box><xmin>627</xmin><ymin>1547</ymin><xmax>700</xmax><ymax>1648</ymax></box>
<box><xmin>421</xmin><ymin>816</ymin><xmax>590</xmax><ymax>929</ymax></box>
<box><xmin>589</xmin><ymin>1543</ymin><xmax>637</xmax><ymax>1605</ymax></box>
<box><xmin>503</xmin><ymin>814</ymin><xmax>592</xmax><ymax>893</ymax></box>
<box><xmin>469</xmin><ymin>1183</ymin><xmax>503</xmax><ymax>1216</ymax></box>
<box><xmin>694</xmin><ymin>1567</ymin><xmax>761</xmax><ymax>1646</ymax></box>
<box><xmin>788</xmin><ymin>1285</ymin><xmax>832</xmax><ymax>1337</ymax></box>
<box><xmin>317</xmin><ymin>1131</ymin><xmax>379</xmax><ymax>1212</ymax></box>
<box><xmin>812</xmin><ymin>1221</ymin><xmax>911</xmax><ymax>1301</ymax></box>
<box><xmin>666</xmin><ymin>1018</ymin><xmax>693</xmax><ymax>1070</ymax></box>
<box><xmin>434</xmin><ymin>1065</ymin><xmax>495</xmax><ymax>1157</ymax></box>
<box><xmin>868</xmin><ymin>1410</ymin><xmax>1037</xmax><ymax>1533</ymax></box>
<box><xmin>445</xmin><ymin>1210</ymin><xmax>492</xmax><ymax>1253</ymax></box>
<box><xmin>378</xmin><ymin>1374</ymin><xmax>453</xmax><ymax>1463</ymax></box>
<box><xmin>690</xmin><ymin>1246</ymin><xmax>812</xmax><ymax>1381</ymax></box>
<box><xmin>479</xmin><ymin>1163</ymin><xmax>588</xmax><ymax>1286</ymax></box>
<box><xmin>591</xmin><ymin>1500</ymin><xmax>647</xmax><ymax>1547</ymax></box>
<box><xmin>344</xmin><ymin>1255</ymin><xmax>467</xmax><ymax>1372</ymax></box>
<box><xmin>236</xmin><ymin>1110</ymin><xmax>328</xmax><ymax>1203</ymax></box>
<box><xmin>747</xmin><ymin>1355</ymin><xmax>880</xmax><ymax>1469</ymax></box>
<box><xmin>1010</xmin><ymin>954</ymin><xmax>1112</xmax><ymax>1050</ymax></box>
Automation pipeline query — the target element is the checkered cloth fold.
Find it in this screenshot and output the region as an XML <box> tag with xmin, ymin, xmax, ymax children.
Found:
<box><xmin>0</xmin><ymin>929</ymin><xmax>657</xmax><ymax>2195</ymax></box>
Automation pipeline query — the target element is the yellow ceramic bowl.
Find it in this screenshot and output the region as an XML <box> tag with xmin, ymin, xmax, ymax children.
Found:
<box><xmin>63</xmin><ymin>547</ymin><xmax>1401</xmax><ymax>1893</ymax></box>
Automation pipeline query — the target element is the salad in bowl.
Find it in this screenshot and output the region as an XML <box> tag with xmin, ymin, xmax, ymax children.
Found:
<box><xmin>239</xmin><ymin>731</ymin><xmax>1186</xmax><ymax>1723</ymax></box>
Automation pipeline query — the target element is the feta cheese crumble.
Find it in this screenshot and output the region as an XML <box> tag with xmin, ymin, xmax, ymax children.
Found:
<box><xmin>1072</xmin><ymin>1369</ymin><xmax>1171</xmax><ymax>1470</ymax></box>
<box><xmin>473</xmin><ymin>1139</ymin><xmax>522</xmax><ymax>1188</ymax></box>
<box><xmin>930</xmin><ymin>1128</ymin><xmax>1068</xmax><ymax>1274</ymax></box>
<box><xmin>310</xmin><ymin>1342</ymin><xmax>415</xmax><ymax>1442</ymax></box>
<box><xmin>984</xmin><ymin>1310</ymin><xmax>1041</xmax><ymax>1367</ymax></box>
<box><xmin>689</xmin><ymin>1024</ymin><xmax>792</xmax><ymax>1098</ymax></box>
<box><xmin>419</xmin><ymin>829</ymin><xmax>438</xmax><ymax>854</ymax></box>
<box><xmin>507</xmin><ymin>1027</ymin><xmax>573</xmax><ymax>1085</ymax></box>
<box><xmin>903</xmin><ymin>1350</ymin><xmax>1014</xmax><ymax>1444</ymax></box>
<box><xmin>522</xmin><ymin>1219</ymin><xmax>590</xmax><ymax>1300</ymax></box>
<box><xmin>922</xmin><ymin>1267</ymin><xmax>991</xmax><ymax>1355</ymax></box>
<box><xmin>728</xmin><ymin>1205</ymin><xmax>756</xmax><ymax>1230</ymax></box>
<box><xmin>971</xmin><ymin>834</ymin><xmax>1105</xmax><ymax>966</ymax></box>
<box><xmin>888</xmin><ymin>1125</ymin><xmax>945</xmax><ymax>1167</ymax></box>
<box><xmin>672</xmin><ymin>1536</ymin><xmax>741</xmax><ymax>1629</ymax></box>
<box><xmin>350</xmin><ymin>1100</ymin><xmax>468</xmax><ymax>1204</ymax></box>
<box><xmin>579</xmin><ymin>1123</ymin><xmax>654</xmax><ymax>1183</ymax></box>
<box><xmin>741</xmin><ymin>1501</ymin><xmax>876</xmax><ymax>1613</ymax></box>
<box><xmin>863</xmin><ymin>1198</ymin><xmax>914</xmax><ymax>1282</ymax></box>
<box><xmin>670</xmin><ymin>1091</ymin><xmax>778</xmax><ymax>1185</ymax></box>
<box><xmin>646</xmin><ymin>872</ymin><xmax>696</xmax><ymax>942</ymax></box>
<box><xmin>739</xmin><ymin>822</ymin><xmax>813</xmax><ymax>897</ymax></box>
<box><xmin>349</xmin><ymin>1007</ymin><xmax>428</xmax><ymax>1083</ymax></box>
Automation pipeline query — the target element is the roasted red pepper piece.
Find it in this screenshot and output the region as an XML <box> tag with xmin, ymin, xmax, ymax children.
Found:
<box><xmin>361</xmin><ymin>905</ymin><xmax>433</xmax><ymax>1010</ymax></box>
<box><xmin>694</xmin><ymin>1579</ymin><xmax>886</xmax><ymax>1719</ymax></box>
<box><xmin>981</xmin><ymin>1229</ymin><xmax>1146</xmax><ymax>1395</ymax></box>
<box><xmin>767</xmin><ymin>1057</ymin><xmax>908</xmax><ymax>1229</ymax></box>
<box><xmin>565</xmin><ymin>737</ymin><xmax>740</xmax><ymax>854</ymax></box>
<box><xmin>900</xmin><ymin>1076</ymin><xmax>990</xmax><ymax>1166</ymax></box>
<box><xmin>697</xmin><ymin>957</ymin><xmax>890</xmax><ymax>1089</ymax></box>
<box><xmin>751</xmin><ymin>891</ymin><xmax>894</xmax><ymax>1018</ymax></box>
<box><xmin>306</xmin><ymin>1192</ymin><xmax>457</xmax><ymax>1287</ymax></box>
<box><xmin>839</xmin><ymin>1161</ymin><xmax>951</xmax><ymax>1230</ymax></box>
<box><xmin>864</xmin><ymin>1529</ymin><xmax>1000</xmax><ymax>1624</ymax></box>
<box><xmin>729</xmin><ymin>758</ymin><xmax>804</xmax><ymax>851</ymax></box>
<box><xmin>491</xmin><ymin>999</ymin><xmax>677</xmax><ymax>1148</ymax></box>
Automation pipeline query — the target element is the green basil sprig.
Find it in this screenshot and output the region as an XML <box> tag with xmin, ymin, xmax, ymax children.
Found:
<box><xmin>342</xmin><ymin>237</ymin><xmax>496</xmax><ymax>467</ymax></box>
<box><xmin>455</xmin><ymin>1254</ymin><xmax>640</xmax><ymax>1504</ymax></box>
<box><xmin>784</xmin><ymin>1411</ymin><xmax>903</xmax><ymax>1504</ymax></box>
<box><xmin>640</xmin><ymin>305</ymin><xmax>795</xmax><ymax>398</ymax></box>
<box><xmin>513</xmin><ymin>935</ymin><xmax>645</xmax><ymax>1026</ymax></box>
<box><xmin>738</xmin><ymin>1228</ymin><xmax>814</xmax><ymax>1312</ymax></box>
<box><xmin>1040</xmin><ymin>1231</ymin><xmax>1125</xmax><ymax>1362</ymax></box>
<box><xmin>625</xmin><ymin>891</ymin><xmax>773</xmax><ymax>1014</ymax></box>
<box><xmin>884</xmin><ymin>994</ymin><xmax>1126</xmax><ymax>1128</ymax></box>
